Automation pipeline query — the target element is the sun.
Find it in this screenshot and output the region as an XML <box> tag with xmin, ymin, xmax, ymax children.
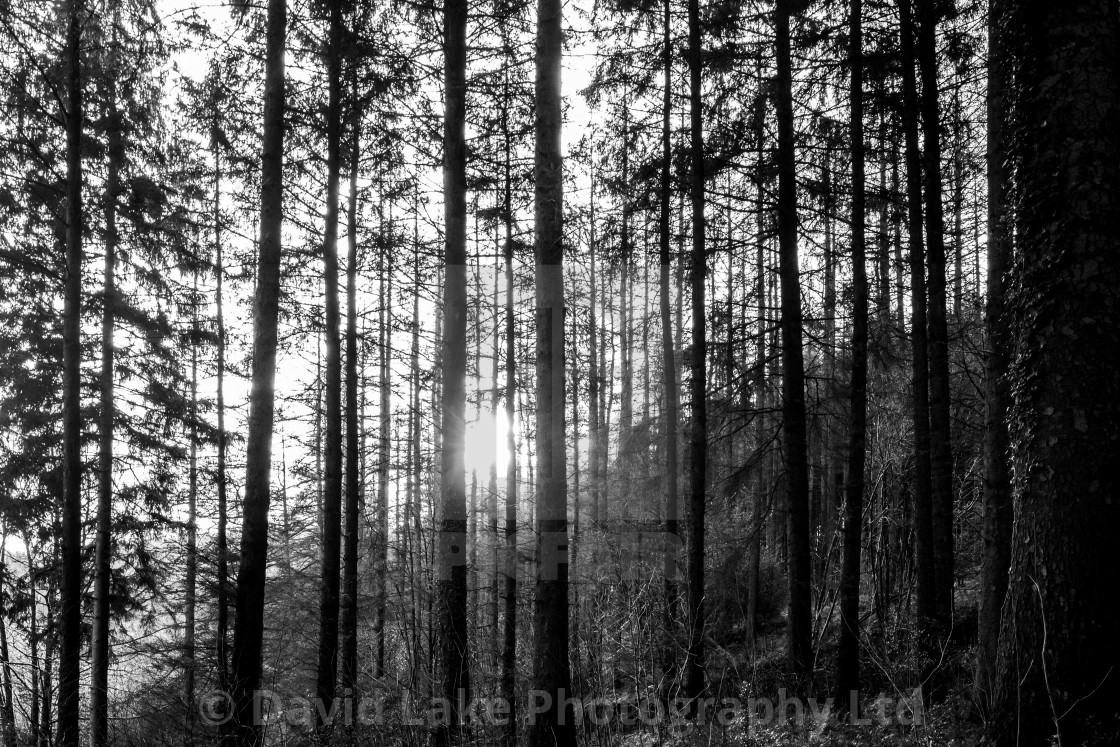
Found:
<box><xmin>463</xmin><ymin>409</ymin><xmax>512</xmax><ymax>477</ymax></box>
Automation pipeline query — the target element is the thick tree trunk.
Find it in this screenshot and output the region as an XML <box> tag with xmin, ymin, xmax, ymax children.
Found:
<box><xmin>92</xmin><ymin>24</ymin><xmax>121</xmax><ymax>743</ymax></box>
<box><xmin>435</xmin><ymin>0</ymin><xmax>470</xmax><ymax>737</ymax></box>
<box><xmin>915</xmin><ymin>0</ymin><xmax>954</xmax><ymax>625</ymax></box>
<box><xmin>230</xmin><ymin>0</ymin><xmax>286</xmax><ymax>740</ymax></box>
<box><xmin>990</xmin><ymin>4</ymin><xmax>1120</xmax><ymax>745</ymax></box>
<box><xmin>57</xmin><ymin>2</ymin><xmax>84</xmax><ymax>744</ymax></box>
<box><xmin>682</xmin><ymin>0</ymin><xmax>707</xmax><ymax>705</ymax></box>
<box><xmin>898</xmin><ymin>0</ymin><xmax>937</xmax><ymax>642</ymax></box>
<box><xmin>836</xmin><ymin>0</ymin><xmax>867</xmax><ymax>710</ymax></box>
<box><xmin>315</xmin><ymin>0</ymin><xmax>345</xmax><ymax>724</ymax></box>
<box><xmin>973</xmin><ymin>0</ymin><xmax>1011</xmax><ymax>712</ymax></box>
<box><xmin>775</xmin><ymin>0</ymin><xmax>813</xmax><ymax>686</ymax></box>
<box><xmin>526</xmin><ymin>0</ymin><xmax>573</xmax><ymax>738</ymax></box>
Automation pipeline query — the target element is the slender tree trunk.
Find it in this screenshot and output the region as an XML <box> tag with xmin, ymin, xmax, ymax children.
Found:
<box><xmin>747</xmin><ymin>80</ymin><xmax>766</xmax><ymax>651</ymax></box>
<box><xmin>836</xmin><ymin>0</ymin><xmax>867</xmax><ymax>710</ymax></box>
<box><xmin>991</xmin><ymin>5</ymin><xmax>1120</xmax><ymax>744</ymax></box>
<box><xmin>184</xmin><ymin>272</ymin><xmax>199</xmax><ymax>747</ymax></box>
<box><xmin>527</xmin><ymin>0</ymin><xmax>573</xmax><ymax>738</ymax></box>
<box><xmin>315</xmin><ymin>0</ymin><xmax>345</xmax><ymax>725</ymax></box>
<box><xmin>0</xmin><ymin>538</ymin><xmax>18</xmax><ymax>747</ymax></box>
<box><xmin>973</xmin><ymin>0</ymin><xmax>1011</xmax><ymax>712</ymax></box>
<box><xmin>57</xmin><ymin>2</ymin><xmax>84</xmax><ymax>743</ymax></box>
<box><xmin>915</xmin><ymin>0</ymin><xmax>954</xmax><ymax>625</ymax></box>
<box><xmin>28</xmin><ymin>540</ymin><xmax>39</xmax><ymax>747</ymax></box>
<box><xmin>375</xmin><ymin>208</ymin><xmax>393</xmax><ymax>683</ymax></box>
<box><xmin>435</xmin><ymin>0</ymin><xmax>470</xmax><ymax>737</ymax></box>
<box><xmin>659</xmin><ymin>0</ymin><xmax>680</xmax><ymax>693</ymax></box>
<box><xmin>501</xmin><ymin>168</ymin><xmax>519</xmax><ymax>747</ymax></box>
<box><xmin>92</xmin><ymin>19</ymin><xmax>121</xmax><ymax>741</ymax></box>
<box><xmin>682</xmin><ymin>0</ymin><xmax>708</xmax><ymax>705</ymax></box>
<box><xmin>340</xmin><ymin>74</ymin><xmax>362</xmax><ymax>701</ymax></box>
<box><xmin>230</xmin><ymin>0</ymin><xmax>286</xmax><ymax>740</ymax></box>
<box><xmin>213</xmin><ymin>106</ymin><xmax>231</xmax><ymax>726</ymax></box>
<box><xmin>776</xmin><ymin>0</ymin><xmax>813</xmax><ymax>686</ymax></box>
<box><xmin>898</xmin><ymin>0</ymin><xmax>937</xmax><ymax>643</ymax></box>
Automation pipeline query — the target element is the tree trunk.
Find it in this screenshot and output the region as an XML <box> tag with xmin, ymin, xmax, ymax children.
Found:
<box><xmin>836</xmin><ymin>0</ymin><xmax>867</xmax><ymax>710</ymax></box>
<box><xmin>185</xmin><ymin>271</ymin><xmax>199</xmax><ymax>747</ymax></box>
<box><xmin>915</xmin><ymin>0</ymin><xmax>954</xmax><ymax>625</ymax></box>
<box><xmin>315</xmin><ymin>0</ymin><xmax>345</xmax><ymax>724</ymax></box>
<box><xmin>435</xmin><ymin>0</ymin><xmax>470</xmax><ymax>736</ymax></box>
<box><xmin>527</xmin><ymin>0</ymin><xmax>573</xmax><ymax>738</ymax></box>
<box><xmin>974</xmin><ymin>0</ymin><xmax>1011</xmax><ymax>712</ymax></box>
<box><xmin>375</xmin><ymin>204</ymin><xmax>393</xmax><ymax>683</ymax></box>
<box><xmin>501</xmin><ymin>160</ymin><xmax>519</xmax><ymax>747</ymax></box>
<box><xmin>990</xmin><ymin>5</ymin><xmax>1120</xmax><ymax>745</ymax></box>
<box><xmin>682</xmin><ymin>0</ymin><xmax>707</xmax><ymax>705</ymax></box>
<box><xmin>659</xmin><ymin>0</ymin><xmax>680</xmax><ymax>693</ymax></box>
<box><xmin>898</xmin><ymin>0</ymin><xmax>937</xmax><ymax>643</ymax></box>
<box><xmin>92</xmin><ymin>18</ymin><xmax>121</xmax><ymax>741</ymax></box>
<box><xmin>0</xmin><ymin>539</ymin><xmax>18</xmax><ymax>747</ymax></box>
<box><xmin>57</xmin><ymin>1</ymin><xmax>85</xmax><ymax>743</ymax></box>
<box><xmin>212</xmin><ymin>99</ymin><xmax>231</xmax><ymax>717</ymax></box>
<box><xmin>230</xmin><ymin>0</ymin><xmax>286</xmax><ymax>739</ymax></box>
<box><xmin>776</xmin><ymin>0</ymin><xmax>813</xmax><ymax>686</ymax></box>
<box><xmin>339</xmin><ymin>74</ymin><xmax>362</xmax><ymax>701</ymax></box>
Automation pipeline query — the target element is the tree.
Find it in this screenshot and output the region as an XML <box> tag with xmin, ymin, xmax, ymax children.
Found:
<box><xmin>339</xmin><ymin>66</ymin><xmax>363</xmax><ymax>702</ymax></box>
<box><xmin>836</xmin><ymin>0</ymin><xmax>867</xmax><ymax>709</ymax></box>
<box><xmin>775</xmin><ymin>0</ymin><xmax>813</xmax><ymax>686</ymax></box>
<box><xmin>974</xmin><ymin>0</ymin><xmax>1011</xmax><ymax>712</ymax></box>
<box><xmin>658</xmin><ymin>0</ymin><xmax>680</xmax><ymax>694</ymax></box>
<box><xmin>682</xmin><ymin>0</ymin><xmax>708</xmax><ymax>706</ymax></box>
<box><xmin>897</xmin><ymin>0</ymin><xmax>937</xmax><ymax>645</ymax></box>
<box><xmin>990</xmin><ymin>4</ymin><xmax>1120</xmax><ymax>745</ymax></box>
<box><xmin>915</xmin><ymin>0</ymin><xmax>954</xmax><ymax>625</ymax></box>
<box><xmin>315</xmin><ymin>0</ymin><xmax>345</xmax><ymax>725</ymax></box>
<box><xmin>56</xmin><ymin>1</ymin><xmax>85</xmax><ymax>744</ymax></box>
<box><xmin>229</xmin><ymin>0</ymin><xmax>287</xmax><ymax>741</ymax></box>
<box><xmin>526</xmin><ymin>0</ymin><xmax>574</xmax><ymax>736</ymax></box>
<box><xmin>435</xmin><ymin>0</ymin><xmax>471</xmax><ymax>734</ymax></box>
<box><xmin>91</xmin><ymin>5</ymin><xmax>122</xmax><ymax>743</ymax></box>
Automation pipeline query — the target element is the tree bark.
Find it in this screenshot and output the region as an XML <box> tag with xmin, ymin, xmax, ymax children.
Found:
<box><xmin>436</xmin><ymin>0</ymin><xmax>471</xmax><ymax>736</ymax></box>
<box><xmin>92</xmin><ymin>15</ymin><xmax>121</xmax><ymax>741</ymax></box>
<box><xmin>990</xmin><ymin>4</ymin><xmax>1120</xmax><ymax>745</ymax></box>
<box><xmin>836</xmin><ymin>0</ymin><xmax>867</xmax><ymax>710</ymax></box>
<box><xmin>212</xmin><ymin>99</ymin><xmax>231</xmax><ymax>724</ymax></box>
<box><xmin>659</xmin><ymin>0</ymin><xmax>680</xmax><ymax>693</ymax></box>
<box><xmin>776</xmin><ymin>0</ymin><xmax>813</xmax><ymax>686</ymax></box>
<box><xmin>185</xmin><ymin>270</ymin><xmax>199</xmax><ymax>747</ymax></box>
<box><xmin>682</xmin><ymin>0</ymin><xmax>708</xmax><ymax>705</ymax></box>
<box><xmin>375</xmin><ymin>202</ymin><xmax>393</xmax><ymax>683</ymax></box>
<box><xmin>57</xmin><ymin>1</ymin><xmax>85</xmax><ymax>743</ymax></box>
<box><xmin>973</xmin><ymin>0</ymin><xmax>1011</xmax><ymax>713</ymax></box>
<box><xmin>915</xmin><ymin>0</ymin><xmax>954</xmax><ymax>625</ymax></box>
<box><xmin>315</xmin><ymin>0</ymin><xmax>345</xmax><ymax>725</ymax></box>
<box><xmin>230</xmin><ymin>0</ymin><xmax>286</xmax><ymax>740</ymax></box>
<box><xmin>339</xmin><ymin>72</ymin><xmax>362</xmax><ymax>700</ymax></box>
<box><xmin>898</xmin><ymin>0</ymin><xmax>937</xmax><ymax>643</ymax></box>
<box><xmin>526</xmin><ymin>0</ymin><xmax>573</xmax><ymax>738</ymax></box>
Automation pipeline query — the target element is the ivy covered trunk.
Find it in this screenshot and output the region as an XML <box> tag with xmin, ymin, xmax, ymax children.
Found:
<box><xmin>991</xmin><ymin>3</ymin><xmax>1120</xmax><ymax>745</ymax></box>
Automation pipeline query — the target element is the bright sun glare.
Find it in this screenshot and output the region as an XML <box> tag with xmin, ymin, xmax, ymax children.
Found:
<box><xmin>463</xmin><ymin>410</ymin><xmax>512</xmax><ymax>477</ymax></box>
